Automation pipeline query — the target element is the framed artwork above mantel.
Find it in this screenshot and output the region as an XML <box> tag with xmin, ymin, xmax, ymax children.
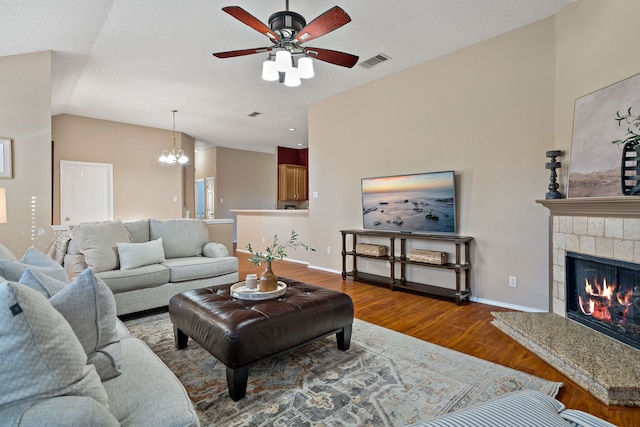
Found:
<box><xmin>0</xmin><ymin>138</ymin><xmax>12</xmax><ymax>179</ymax></box>
<box><xmin>568</xmin><ymin>72</ymin><xmax>640</xmax><ymax>198</ymax></box>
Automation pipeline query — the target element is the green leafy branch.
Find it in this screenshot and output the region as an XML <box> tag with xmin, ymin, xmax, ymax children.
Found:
<box><xmin>247</xmin><ymin>230</ymin><xmax>315</xmax><ymax>266</ymax></box>
<box><xmin>612</xmin><ymin>107</ymin><xmax>640</xmax><ymax>146</ymax></box>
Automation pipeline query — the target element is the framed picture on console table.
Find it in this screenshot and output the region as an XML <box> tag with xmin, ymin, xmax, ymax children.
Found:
<box><xmin>568</xmin><ymin>72</ymin><xmax>640</xmax><ymax>197</ymax></box>
<box><xmin>0</xmin><ymin>138</ymin><xmax>12</xmax><ymax>179</ymax></box>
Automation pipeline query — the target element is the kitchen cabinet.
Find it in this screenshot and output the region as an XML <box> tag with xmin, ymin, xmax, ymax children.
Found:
<box><xmin>278</xmin><ymin>164</ymin><xmax>307</xmax><ymax>201</ymax></box>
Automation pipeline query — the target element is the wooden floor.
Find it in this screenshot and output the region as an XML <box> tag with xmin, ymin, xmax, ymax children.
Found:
<box><xmin>236</xmin><ymin>252</ymin><xmax>639</xmax><ymax>427</ymax></box>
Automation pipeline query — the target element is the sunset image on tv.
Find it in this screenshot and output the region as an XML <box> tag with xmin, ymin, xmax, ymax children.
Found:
<box><xmin>361</xmin><ymin>171</ymin><xmax>456</xmax><ymax>234</ymax></box>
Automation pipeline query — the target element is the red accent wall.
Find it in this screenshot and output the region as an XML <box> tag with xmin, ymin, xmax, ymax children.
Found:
<box><xmin>277</xmin><ymin>146</ymin><xmax>308</xmax><ymax>166</ymax></box>
<box><xmin>277</xmin><ymin>146</ymin><xmax>309</xmax><ymax>201</ymax></box>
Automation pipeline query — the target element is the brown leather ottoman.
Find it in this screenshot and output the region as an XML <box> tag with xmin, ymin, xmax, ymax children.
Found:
<box><xmin>168</xmin><ymin>277</ymin><xmax>354</xmax><ymax>401</ymax></box>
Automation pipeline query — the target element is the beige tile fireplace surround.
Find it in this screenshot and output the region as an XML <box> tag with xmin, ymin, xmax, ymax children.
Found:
<box><xmin>492</xmin><ymin>197</ymin><xmax>640</xmax><ymax>407</ymax></box>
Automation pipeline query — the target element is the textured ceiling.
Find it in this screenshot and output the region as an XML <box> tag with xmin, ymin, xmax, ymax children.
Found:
<box><xmin>1</xmin><ymin>0</ymin><xmax>570</xmax><ymax>153</ymax></box>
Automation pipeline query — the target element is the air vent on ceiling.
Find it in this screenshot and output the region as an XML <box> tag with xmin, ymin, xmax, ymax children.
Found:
<box><xmin>248</xmin><ymin>111</ymin><xmax>261</xmax><ymax>117</ymax></box>
<box><xmin>360</xmin><ymin>53</ymin><xmax>390</xmax><ymax>69</ymax></box>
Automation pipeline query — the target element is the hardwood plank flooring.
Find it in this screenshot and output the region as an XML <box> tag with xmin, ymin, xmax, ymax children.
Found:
<box><xmin>237</xmin><ymin>252</ymin><xmax>639</xmax><ymax>426</ymax></box>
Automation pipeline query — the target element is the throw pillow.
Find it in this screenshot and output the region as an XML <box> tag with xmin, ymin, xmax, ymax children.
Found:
<box><xmin>411</xmin><ymin>390</ymin><xmax>569</xmax><ymax>427</ymax></box>
<box><xmin>71</xmin><ymin>220</ymin><xmax>131</xmax><ymax>273</ymax></box>
<box><xmin>0</xmin><ymin>282</ymin><xmax>109</xmax><ymax>408</ymax></box>
<box><xmin>20</xmin><ymin>246</ymin><xmax>62</xmax><ymax>268</ymax></box>
<box><xmin>149</xmin><ymin>218</ymin><xmax>209</xmax><ymax>258</ymax></box>
<box><xmin>0</xmin><ymin>242</ymin><xmax>17</xmax><ymax>261</ymax></box>
<box><xmin>0</xmin><ymin>247</ymin><xmax>70</xmax><ymax>283</ymax></box>
<box><xmin>117</xmin><ymin>238</ymin><xmax>165</xmax><ymax>270</ymax></box>
<box><xmin>49</xmin><ymin>269</ymin><xmax>122</xmax><ymax>380</ymax></box>
<box><xmin>19</xmin><ymin>268</ymin><xmax>68</xmax><ymax>297</ymax></box>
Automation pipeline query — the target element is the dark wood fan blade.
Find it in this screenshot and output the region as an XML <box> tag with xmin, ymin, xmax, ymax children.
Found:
<box><xmin>295</xmin><ymin>6</ymin><xmax>351</xmax><ymax>43</ymax></box>
<box><xmin>222</xmin><ymin>6</ymin><xmax>280</xmax><ymax>41</ymax></box>
<box><xmin>213</xmin><ymin>47</ymin><xmax>273</xmax><ymax>59</ymax></box>
<box><xmin>304</xmin><ymin>47</ymin><xmax>359</xmax><ymax>68</ymax></box>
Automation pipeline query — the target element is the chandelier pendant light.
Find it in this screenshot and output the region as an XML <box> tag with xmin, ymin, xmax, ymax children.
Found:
<box><xmin>159</xmin><ymin>109</ymin><xmax>188</xmax><ymax>165</ymax></box>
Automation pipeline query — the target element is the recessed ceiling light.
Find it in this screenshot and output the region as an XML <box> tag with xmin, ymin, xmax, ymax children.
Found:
<box><xmin>288</xmin><ymin>128</ymin><xmax>296</xmax><ymax>131</ymax></box>
<box><xmin>297</xmin><ymin>143</ymin><xmax>303</xmax><ymax>146</ymax></box>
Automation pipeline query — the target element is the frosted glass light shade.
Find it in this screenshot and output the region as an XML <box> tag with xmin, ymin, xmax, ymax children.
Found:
<box><xmin>298</xmin><ymin>57</ymin><xmax>314</xmax><ymax>79</ymax></box>
<box><xmin>275</xmin><ymin>50</ymin><xmax>292</xmax><ymax>72</ymax></box>
<box><xmin>262</xmin><ymin>60</ymin><xmax>278</xmax><ymax>81</ymax></box>
<box><xmin>284</xmin><ymin>67</ymin><xmax>301</xmax><ymax>87</ymax></box>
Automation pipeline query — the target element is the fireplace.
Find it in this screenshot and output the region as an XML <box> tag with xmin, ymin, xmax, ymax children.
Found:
<box><xmin>566</xmin><ymin>251</ymin><xmax>640</xmax><ymax>351</ymax></box>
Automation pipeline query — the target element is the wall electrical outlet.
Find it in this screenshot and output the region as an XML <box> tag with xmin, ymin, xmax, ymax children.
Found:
<box><xmin>327</xmin><ymin>246</ymin><xmax>331</xmax><ymax>254</ymax></box>
<box><xmin>262</xmin><ymin>237</ymin><xmax>266</xmax><ymax>243</ymax></box>
<box><xmin>509</xmin><ymin>276</ymin><xmax>517</xmax><ymax>287</ymax></box>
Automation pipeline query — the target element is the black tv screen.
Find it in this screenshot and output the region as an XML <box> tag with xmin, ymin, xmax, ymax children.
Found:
<box><xmin>361</xmin><ymin>170</ymin><xmax>456</xmax><ymax>234</ymax></box>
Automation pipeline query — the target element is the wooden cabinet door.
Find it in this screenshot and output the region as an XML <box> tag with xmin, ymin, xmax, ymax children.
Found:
<box><xmin>278</xmin><ymin>164</ymin><xmax>307</xmax><ymax>201</ymax></box>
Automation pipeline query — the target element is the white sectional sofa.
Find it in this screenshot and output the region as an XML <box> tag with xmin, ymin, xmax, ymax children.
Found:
<box><xmin>52</xmin><ymin>218</ymin><xmax>239</xmax><ymax>315</ymax></box>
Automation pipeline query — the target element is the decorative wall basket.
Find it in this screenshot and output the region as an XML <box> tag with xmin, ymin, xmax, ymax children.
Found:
<box><xmin>621</xmin><ymin>142</ymin><xmax>640</xmax><ymax>195</ymax></box>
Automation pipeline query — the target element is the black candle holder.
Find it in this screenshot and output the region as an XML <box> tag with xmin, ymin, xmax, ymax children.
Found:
<box><xmin>545</xmin><ymin>150</ymin><xmax>563</xmax><ymax>199</ymax></box>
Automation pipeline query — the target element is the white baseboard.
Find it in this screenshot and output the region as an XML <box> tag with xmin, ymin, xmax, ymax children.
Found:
<box><xmin>470</xmin><ymin>296</ymin><xmax>547</xmax><ymax>313</ymax></box>
<box><xmin>243</xmin><ymin>255</ymin><xmax>546</xmax><ymax>313</ymax></box>
<box><xmin>236</xmin><ymin>249</ymin><xmax>309</xmax><ymax>266</ymax></box>
<box><xmin>307</xmin><ymin>264</ymin><xmax>342</xmax><ymax>274</ymax></box>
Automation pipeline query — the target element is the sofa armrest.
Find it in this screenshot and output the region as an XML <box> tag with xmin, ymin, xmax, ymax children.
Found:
<box><xmin>2</xmin><ymin>396</ymin><xmax>120</xmax><ymax>427</ymax></box>
<box><xmin>202</xmin><ymin>242</ymin><xmax>230</xmax><ymax>258</ymax></box>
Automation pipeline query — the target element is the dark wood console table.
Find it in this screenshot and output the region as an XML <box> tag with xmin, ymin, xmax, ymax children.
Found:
<box><xmin>340</xmin><ymin>229</ymin><xmax>473</xmax><ymax>304</ymax></box>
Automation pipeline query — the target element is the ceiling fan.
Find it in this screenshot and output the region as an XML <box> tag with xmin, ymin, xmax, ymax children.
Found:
<box><xmin>212</xmin><ymin>1</ymin><xmax>359</xmax><ymax>76</ymax></box>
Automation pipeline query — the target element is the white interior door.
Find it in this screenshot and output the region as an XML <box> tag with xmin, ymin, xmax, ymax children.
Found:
<box><xmin>60</xmin><ymin>160</ymin><xmax>113</xmax><ymax>225</ymax></box>
<box><xmin>205</xmin><ymin>177</ymin><xmax>215</xmax><ymax>219</ymax></box>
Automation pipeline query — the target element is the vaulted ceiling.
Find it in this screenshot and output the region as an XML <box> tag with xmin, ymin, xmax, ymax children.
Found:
<box><xmin>1</xmin><ymin>0</ymin><xmax>570</xmax><ymax>152</ymax></box>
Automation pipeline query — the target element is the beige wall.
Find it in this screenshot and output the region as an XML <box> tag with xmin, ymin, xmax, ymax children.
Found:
<box><xmin>0</xmin><ymin>51</ymin><xmax>54</xmax><ymax>256</ymax></box>
<box><xmin>234</xmin><ymin>210</ymin><xmax>310</xmax><ymax>263</ymax></box>
<box><xmin>553</xmin><ymin>0</ymin><xmax>640</xmax><ymax>192</ymax></box>
<box><xmin>216</xmin><ymin>147</ymin><xmax>277</xmax><ymax>240</ymax></box>
<box><xmin>52</xmin><ymin>114</ymin><xmax>195</xmax><ymax>224</ymax></box>
<box><xmin>307</xmin><ymin>0</ymin><xmax>640</xmax><ymax>311</ymax></box>
<box><xmin>308</xmin><ymin>12</ymin><xmax>556</xmax><ymax>310</ymax></box>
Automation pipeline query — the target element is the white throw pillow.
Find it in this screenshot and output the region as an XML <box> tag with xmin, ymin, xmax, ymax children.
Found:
<box><xmin>117</xmin><ymin>238</ymin><xmax>166</xmax><ymax>270</ymax></box>
<box><xmin>71</xmin><ymin>220</ymin><xmax>131</xmax><ymax>273</ymax></box>
<box><xmin>49</xmin><ymin>269</ymin><xmax>122</xmax><ymax>380</ymax></box>
<box><xmin>0</xmin><ymin>282</ymin><xmax>109</xmax><ymax>408</ymax></box>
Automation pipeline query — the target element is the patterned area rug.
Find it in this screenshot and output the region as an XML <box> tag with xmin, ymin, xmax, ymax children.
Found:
<box><xmin>124</xmin><ymin>312</ymin><xmax>562</xmax><ymax>426</ymax></box>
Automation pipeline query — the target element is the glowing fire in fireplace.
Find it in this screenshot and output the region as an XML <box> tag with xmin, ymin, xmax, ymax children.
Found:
<box><xmin>578</xmin><ymin>276</ymin><xmax>633</xmax><ymax>324</ymax></box>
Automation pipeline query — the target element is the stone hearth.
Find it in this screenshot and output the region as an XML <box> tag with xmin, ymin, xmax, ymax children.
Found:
<box><xmin>491</xmin><ymin>197</ymin><xmax>640</xmax><ymax>406</ymax></box>
<box><xmin>492</xmin><ymin>311</ymin><xmax>640</xmax><ymax>406</ymax></box>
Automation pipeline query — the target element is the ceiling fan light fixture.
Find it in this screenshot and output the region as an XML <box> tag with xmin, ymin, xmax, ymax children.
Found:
<box><xmin>284</xmin><ymin>67</ymin><xmax>301</xmax><ymax>87</ymax></box>
<box><xmin>262</xmin><ymin>59</ymin><xmax>279</xmax><ymax>81</ymax></box>
<box><xmin>275</xmin><ymin>50</ymin><xmax>292</xmax><ymax>72</ymax></box>
<box><xmin>298</xmin><ymin>56</ymin><xmax>314</xmax><ymax>79</ymax></box>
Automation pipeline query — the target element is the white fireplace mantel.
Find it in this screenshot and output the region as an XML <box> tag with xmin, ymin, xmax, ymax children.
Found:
<box><xmin>536</xmin><ymin>197</ymin><xmax>640</xmax><ymax>218</ymax></box>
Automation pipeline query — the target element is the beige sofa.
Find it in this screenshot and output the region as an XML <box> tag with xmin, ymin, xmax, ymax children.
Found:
<box><xmin>52</xmin><ymin>218</ymin><xmax>239</xmax><ymax>315</ymax></box>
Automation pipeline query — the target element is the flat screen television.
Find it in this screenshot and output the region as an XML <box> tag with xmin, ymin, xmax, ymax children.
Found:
<box><xmin>361</xmin><ymin>170</ymin><xmax>456</xmax><ymax>234</ymax></box>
